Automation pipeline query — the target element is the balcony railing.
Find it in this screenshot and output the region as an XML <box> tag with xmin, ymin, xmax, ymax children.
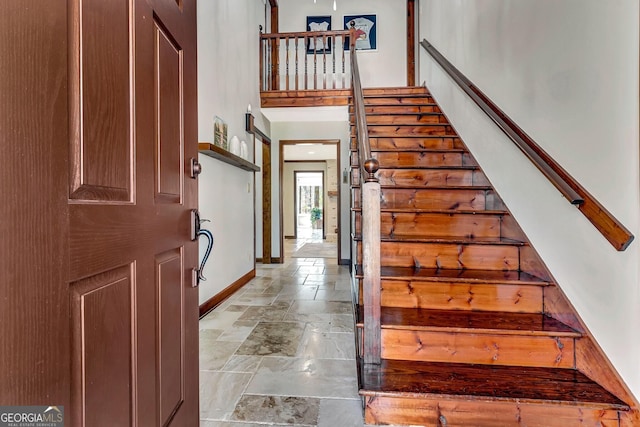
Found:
<box><xmin>260</xmin><ymin>30</ymin><xmax>352</xmax><ymax>92</ymax></box>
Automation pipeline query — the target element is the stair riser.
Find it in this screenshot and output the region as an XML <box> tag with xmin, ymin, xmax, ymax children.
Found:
<box><xmin>351</xmin><ymin>151</ymin><xmax>476</xmax><ymax>168</ymax></box>
<box><xmin>354</xmin><ymin>212</ymin><xmax>503</xmax><ymax>239</ymax></box>
<box><xmin>376</xmin><ymin>169</ymin><xmax>489</xmax><ymax>187</ymax></box>
<box><xmin>360</xmin><ymin>137</ymin><xmax>464</xmax><ymax>150</ymax></box>
<box><xmin>364</xmin><ymin>125</ymin><xmax>454</xmax><ymax>136</ymax></box>
<box><xmin>379</xmin><ymin>329</ymin><xmax>575</xmax><ymax>368</ymax></box>
<box><xmin>363</xmin><ymin>396</ymin><xmax>620</xmax><ymax>427</ymax></box>
<box><xmin>364</xmin><ymin>96</ymin><xmax>435</xmax><ymax>105</ymax></box>
<box><xmin>377</xmin><ymin>188</ymin><xmax>504</xmax><ymax>211</ymax></box>
<box><xmin>354</xmin><ymin>114</ymin><xmax>450</xmax><ymax>125</ymax></box>
<box><xmin>353</xmin><ymin>105</ymin><xmax>442</xmax><ymax>114</ymax></box>
<box><xmin>357</xmin><ymin>241</ymin><xmax>521</xmax><ymax>270</ymax></box>
<box><xmin>363</xmin><ymin>88</ymin><xmax>428</xmax><ymax>96</ymax></box>
<box><xmin>373</xmin><ymin>280</ymin><xmax>544</xmax><ymax>313</ymax></box>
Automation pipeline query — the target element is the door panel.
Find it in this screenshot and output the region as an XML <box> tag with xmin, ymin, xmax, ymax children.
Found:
<box><xmin>155</xmin><ymin>23</ymin><xmax>184</xmax><ymax>204</ymax></box>
<box><xmin>156</xmin><ymin>248</ymin><xmax>185</xmax><ymax>424</ymax></box>
<box><xmin>69</xmin><ymin>0</ymin><xmax>133</xmax><ymax>202</ymax></box>
<box><xmin>2</xmin><ymin>1</ymin><xmax>197</xmax><ymax>425</ymax></box>
<box><xmin>70</xmin><ymin>265</ymin><xmax>134</xmax><ymax>427</ymax></box>
<box><xmin>68</xmin><ymin>0</ymin><xmax>199</xmax><ymax>425</ymax></box>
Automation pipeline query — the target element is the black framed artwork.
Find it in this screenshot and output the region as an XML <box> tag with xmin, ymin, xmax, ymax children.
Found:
<box><xmin>306</xmin><ymin>16</ymin><xmax>332</xmax><ymax>54</ymax></box>
<box><xmin>343</xmin><ymin>14</ymin><xmax>377</xmax><ymax>51</ymax></box>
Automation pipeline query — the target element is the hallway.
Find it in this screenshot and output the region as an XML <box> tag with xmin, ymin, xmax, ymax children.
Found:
<box><xmin>199</xmin><ymin>238</ymin><xmax>367</xmax><ymax>426</ymax></box>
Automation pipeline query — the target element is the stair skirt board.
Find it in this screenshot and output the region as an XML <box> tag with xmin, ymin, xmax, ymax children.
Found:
<box><xmin>349</xmin><ymin>87</ymin><xmax>637</xmax><ymax>425</ymax></box>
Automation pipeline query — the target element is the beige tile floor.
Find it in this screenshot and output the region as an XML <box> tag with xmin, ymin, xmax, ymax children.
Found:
<box><xmin>199</xmin><ymin>236</ymin><xmax>370</xmax><ymax>427</ymax></box>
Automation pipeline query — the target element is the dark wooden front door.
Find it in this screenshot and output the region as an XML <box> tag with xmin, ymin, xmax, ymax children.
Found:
<box><xmin>1</xmin><ymin>1</ymin><xmax>199</xmax><ymax>425</ymax></box>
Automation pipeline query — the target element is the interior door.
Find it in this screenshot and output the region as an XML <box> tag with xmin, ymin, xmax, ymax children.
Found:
<box><xmin>67</xmin><ymin>0</ymin><xmax>199</xmax><ymax>425</ymax></box>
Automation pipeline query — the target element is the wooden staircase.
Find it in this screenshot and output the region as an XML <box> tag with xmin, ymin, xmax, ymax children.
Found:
<box><xmin>349</xmin><ymin>87</ymin><xmax>637</xmax><ymax>426</ymax></box>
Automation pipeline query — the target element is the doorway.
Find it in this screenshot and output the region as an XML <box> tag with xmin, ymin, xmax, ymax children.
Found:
<box><xmin>294</xmin><ymin>171</ymin><xmax>325</xmax><ymax>240</ymax></box>
<box><xmin>279</xmin><ymin>140</ymin><xmax>341</xmax><ymax>262</ymax></box>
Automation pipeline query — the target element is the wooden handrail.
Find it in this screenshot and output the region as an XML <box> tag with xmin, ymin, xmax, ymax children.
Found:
<box><xmin>350</xmin><ymin>39</ymin><xmax>381</xmax><ymax>365</ymax></box>
<box><xmin>421</xmin><ymin>39</ymin><xmax>634</xmax><ymax>251</ymax></box>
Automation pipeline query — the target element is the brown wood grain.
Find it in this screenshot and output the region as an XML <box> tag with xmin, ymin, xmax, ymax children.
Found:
<box><xmin>376</xmin><ymin>169</ymin><xmax>479</xmax><ymax>187</ymax></box>
<box><xmin>377</xmin><ymin>211</ymin><xmax>502</xmax><ymax>238</ymax></box>
<box><xmin>366</xmin><ymin>124</ymin><xmax>454</xmax><ymax>136</ymax></box>
<box><xmin>375</xmin><ymin>241</ymin><xmax>520</xmax><ymax>270</ymax></box>
<box><xmin>576</xmin><ymin>338</ymin><xmax>640</xmax><ymax>410</ymax></box>
<box><xmin>367</xmin><ymin>136</ymin><xmax>463</xmax><ymax>150</ymax></box>
<box><xmin>380</xmin><ymin>279</ymin><xmax>543</xmax><ymax>313</ymax></box>
<box><xmin>0</xmin><ymin>0</ymin><xmax>71</xmax><ymax>407</ymax></box>
<box><xmin>361</xmin><ymin>359</ymin><xmax>626</xmax><ymax>406</ymax></box>
<box><xmin>363</xmin><ymin>95</ymin><xmax>436</xmax><ymax>105</ymax></box>
<box><xmin>381</xmin><ymin>329</ymin><xmax>575</xmax><ymax>368</ymax></box>
<box><xmin>359</xmin><ymin>112</ymin><xmax>449</xmax><ymax>124</ymax></box>
<box><xmin>363</xmin><ymin>87</ymin><xmax>429</xmax><ymax>95</ymax></box>
<box><xmin>263</xmin><ymin>143</ymin><xmax>272</xmax><ymax>263</ymax></box>
<box><xmin>543</xmin><ymin>284</ymin><xmax>582</xmax><ymax>332</ymax></box>
<box><xmin>378</xmin><ymin>187</ymin><xmax>490</xmax><ymax>210</ymax></box>
<box><xmin>372</xmin><ymin>151</ymin><xmax>466</xmax><ymax>168</ymax></box>
<box><xmin>406</xmin><ymin>0</ymin><xmax>416</xmax><ymax>86</ymax></box>
<box><xmin>356</xmin><ymin>104</ymin><xmax>442</xmax><ymax>114</ymax></box>
<box><xmin>364</xmin><ymin>395</ymin><xmax>621</xmax><ymax>427</ymax></box>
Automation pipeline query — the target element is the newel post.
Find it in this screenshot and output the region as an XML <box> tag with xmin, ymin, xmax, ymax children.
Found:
<box><xmin>362</xmin><ymin>158</ymin><xmax>381</xmax><ymax>365</ymax></box>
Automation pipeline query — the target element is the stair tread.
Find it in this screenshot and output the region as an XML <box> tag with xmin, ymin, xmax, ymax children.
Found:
<box><xmin>354</xmin><ymin>111</ymin><xmax>445</xmax><ymax>117</ymax></box>
<box><xmin>351</xmin><ymin>148</ymin><xmax>467</xmax><ymax>153</ymax></box>
<box><xmin>355</xmin><ymin>266</ymin><xmax>549</xmax><ymax>285</ymax></box>
<box><xmin>359</xmin><ymin>359</ymin><xmax>628</xmax><ymax>409</ymax></box>
<box><xmin>352</xmin><ymin>183</ymin><xmax>491</xmax><ymax>189</ymax></box>
<box><xmin>363</xmin><ymin>93</ymin><xmax>431</xmax><ymax>99</ymax></box>
<box><xmin>357</xmin><ymin>307</ymin><xmax>580</xmax><ymax>336</ymax></box>
<box><xmin>380</xmin><ymin>235</ymin><xmax>526</xmax><ymax>246</ymax></box>
<box><xmin>354</xmin><ymin>134</ymin><xmax>460</xmax><ymax>138</ymax></box>
<box><xmin>354</xmin><ymin>208</ymin><xmax>508</xmax><ymax>215</ymax></box>
<box><xmin>380</xmin><ymin>184</ymin><xmax>491</xmax><ymax>190</ymax></box>
<box><xmin>374</xmin><ymin>166</ymin><xmax>480</xmax><ymax>172</ymax></box>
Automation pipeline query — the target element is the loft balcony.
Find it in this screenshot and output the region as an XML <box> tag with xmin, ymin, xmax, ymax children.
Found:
<box><xmin>260</xmin><ymin>30</ymin><xmax>355</xmax><ymax>107</ymax></box>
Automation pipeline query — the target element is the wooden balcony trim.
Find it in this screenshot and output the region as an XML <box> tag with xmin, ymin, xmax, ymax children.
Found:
<box><xmin>421</xmin><ymin>39</ymin><xmax>634</xmax><ymax>251</ymax></box>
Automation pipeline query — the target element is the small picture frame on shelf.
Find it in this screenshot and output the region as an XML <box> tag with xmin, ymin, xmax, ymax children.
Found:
<box><xmin>213</xmin><ymin>116</ymin><xmax>228</xmax><ymax>150</ymax></box>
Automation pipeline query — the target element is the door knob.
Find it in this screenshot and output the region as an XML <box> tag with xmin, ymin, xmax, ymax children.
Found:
<box><xmin>190</xmin><ymin>157</ymin><xmax>202</xmax><ymax>178</ymax></box>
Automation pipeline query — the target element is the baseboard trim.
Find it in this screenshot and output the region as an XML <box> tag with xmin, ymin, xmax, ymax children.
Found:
<box><xmin>284</xmin><ymin>235</ymin><xmax>295</xmax><ymax>240</ymax></box>
<box><xmin>199</xmin><ymin>269</ymin><xmax>256</xmax><ymax>319</ymax></box>
<box><xmin>339</xmin><ymin>258</ymin><xmax>350</xmax><ymax>266</ymax></box>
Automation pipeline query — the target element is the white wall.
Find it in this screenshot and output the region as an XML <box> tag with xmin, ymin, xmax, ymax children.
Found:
<box><xmin>197</xmin><ymin>0</ymin><xmax>266</xmax><ymax>305</ymax></box>
<box><xmin>278</xmin><ymin>0</ymin><xmax>407</xmax><ymax>87</ymax></box>
<box><xmin>269</xmin><ymin>119</ymin><xmax>351</xmax><ymax>261</ymax></box>
<box><xmin>420</xmin><ymin>0</ymin><xmax>640</xmax><ymax>398</ymax></box>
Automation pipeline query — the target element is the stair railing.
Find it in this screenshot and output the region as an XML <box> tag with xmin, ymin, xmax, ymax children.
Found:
<box><xmin>260</xmin><ymin>30</ymin><xmax>352</xmax><ymax>92</ymax></box>
<box><xmin>421</xmin><ymin>39</ymin><xmax>634</xmax><ymax>251</ymax></box>
<box><xmin>350</xmin><ymin>34</ymin><xmax>381</xmax><ymax>365</ymax></box>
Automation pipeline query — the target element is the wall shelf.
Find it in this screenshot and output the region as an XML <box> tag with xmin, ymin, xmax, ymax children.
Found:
<box><xmin>198</xmin><ymin>142</ymin><xmax>260</xmax><ymax>172</ymax></box>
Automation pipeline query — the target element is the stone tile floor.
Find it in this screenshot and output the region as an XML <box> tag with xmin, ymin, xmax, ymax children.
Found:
<box><xmin>199</xmin><ymin>237</ymin><xmax>381</xmax><ymax>427</ymax></box>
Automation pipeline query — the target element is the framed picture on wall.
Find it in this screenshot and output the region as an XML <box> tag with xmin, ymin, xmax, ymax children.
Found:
<box><xmin>306</xmin><ymin>16</ymin><xmax>332</xmax><ymax>54</ymax></box>
<box><xmin>343</xmin><ymin>14</ymin><xmax>377</xmax><ymax>51</ymax></box>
